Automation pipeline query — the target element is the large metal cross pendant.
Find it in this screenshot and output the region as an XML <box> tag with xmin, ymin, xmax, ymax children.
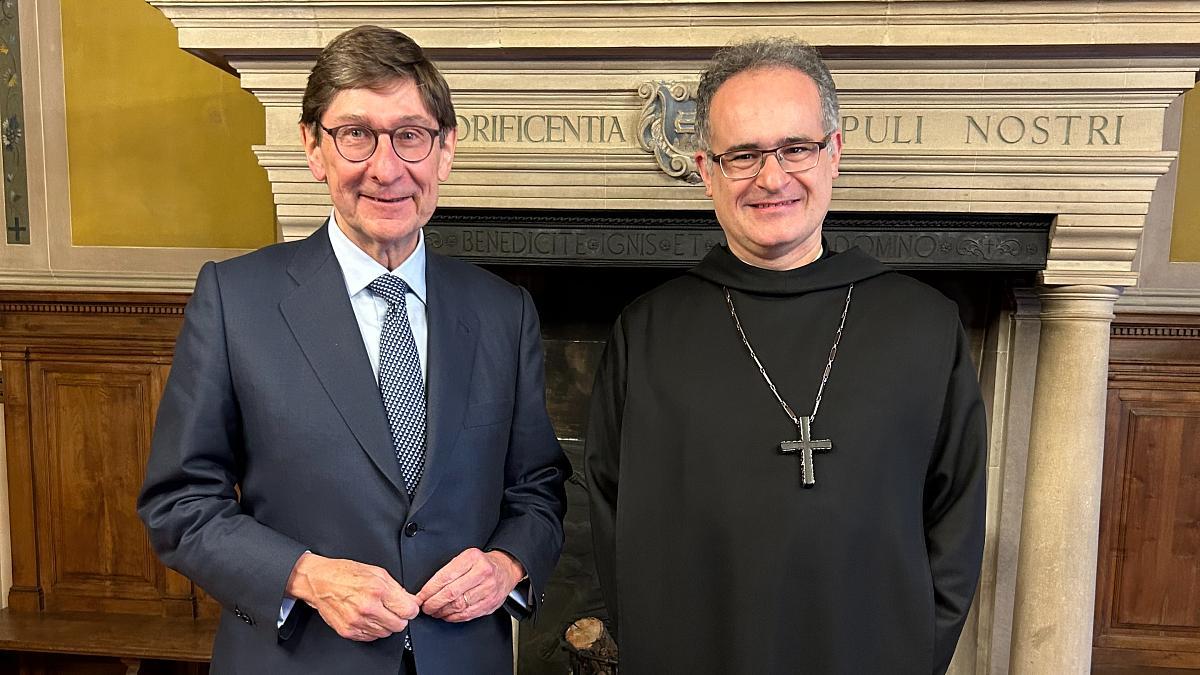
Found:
<box><xmin>779</xmin><ymin>417</ymin><xmax>833</xmax><ymax>488</ymax></box>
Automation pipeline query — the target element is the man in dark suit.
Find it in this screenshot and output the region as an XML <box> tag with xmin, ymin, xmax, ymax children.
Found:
<box><xmin>138</xmin><ymin>25</ymin><xmax>569</xmax><ymax>674</ymax></box>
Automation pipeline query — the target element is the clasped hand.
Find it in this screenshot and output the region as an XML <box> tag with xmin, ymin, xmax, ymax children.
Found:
<box><xmin>415</xmin><ymin>547</ymin><xmax>525</xmax><ymax>623</ymax></box>
<box><xmin>285</xmin><ymin>548</ymin><xmax>524</xmax><ymax>642</ymax></box>
<box><xmin>285</xmin><ymin>552</ymin><xmax>419</xmax><ymax>642</ymax></box>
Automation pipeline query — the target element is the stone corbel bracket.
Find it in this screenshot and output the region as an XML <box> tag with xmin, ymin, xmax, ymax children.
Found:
<box><xmin>637</xmin><ymin>81</ymin><xmax>701</xmax><ymax>184</ymax></box>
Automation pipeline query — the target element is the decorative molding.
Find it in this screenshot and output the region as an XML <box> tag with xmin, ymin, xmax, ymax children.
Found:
<box><xmin>423</xmin><ymin>208</ymin><xmax>1048</xmax><ymax>268</ymax></box>
<box><xmin>636</xmin><ymin>81</ymin><xmax>699</xmax><ymax>184</ymax></box>
<box><xmin>0</xmin><ymin>292</ymin><xmax>189</xmax><ymax>351</ymax></box>
<box><xmin>0</xmin><ymin>301</ymin><xmax>185</xmax><ymax>316</ymax></box>
<box><xmin>1</xmin><ymin>0</ymin><xmax>29</xmax><ymax>245</ymax></box>
<box><xmin>146</xmin><ymin>2</ymin><xmax>1200</xmax><ymax>53</ymax></box>
<box><xmin>1111</xmin><ymin>312</ymin><xmax>1200</xmax><ymax>339</ymax></box>
<box><xmin>832</xmin><ymin>212</ymin><xmax>1050</xmax><ymax>231</ymax></box>
<box><xmin>428</xmin><ymin>207</ymin><xmax>1050</xmax><ymax>230</ymax></box>
<box><xmin>1108</xmin><ymin>369</ymin><xmax>1200</xmax><ymax>383</ymax></box>
<box><xmin>1108</xmin><ymin>314</ymin><xmax>1200</xmax><ymax>379</ymax></box>
<box><xmin>1037</xmin><ymin>285</ymin><xmax>1123</xmax><ymax>322</ymax></box>
<box><xmin>257</xmin><ymin>145</ymin><xmax>1181</xmax><ymax>175</ymax></box>
<box><xmin>0</xmin><ymin>268</ymin><xmax>204</xmax><ymax>292</ymax></box>
<box><xmin>1116</xmin><ymin>288</ymin><xmax>1200</xmax><ymax>314</ymax></box>
<box><xmin>1009</xmin><ymin>287</ymin><xmax>1043</xmax><ymax>320</ymax></box>
<box><xmin>1111</xmin><ymin>325</ymin><xmax>1200</xmax><ymax>338</ymax></box>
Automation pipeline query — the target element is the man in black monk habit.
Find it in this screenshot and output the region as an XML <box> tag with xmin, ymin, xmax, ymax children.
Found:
<box><xmin>585</xmin><ymin>38</ymin><xmax>987</xmax><ymax>674</ymax></box>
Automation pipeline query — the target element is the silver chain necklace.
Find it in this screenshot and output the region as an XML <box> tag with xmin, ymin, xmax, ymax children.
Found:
<box><xmin>723</xmin><ymin>284</ymin><xmax>854</xmax><ymax>488</ymax></box>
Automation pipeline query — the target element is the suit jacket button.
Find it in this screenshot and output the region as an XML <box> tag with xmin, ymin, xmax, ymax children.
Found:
<box><xmin>404</xmin><ymin>522</ymin><xmax>419</xmax><ymax>537</ymax></box>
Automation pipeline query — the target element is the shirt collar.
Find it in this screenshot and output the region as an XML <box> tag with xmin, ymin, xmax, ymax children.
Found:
<box><xmin>326</xmin><ymin>209</ymin><xmax>427</xmax><ymax>304</ymax></box>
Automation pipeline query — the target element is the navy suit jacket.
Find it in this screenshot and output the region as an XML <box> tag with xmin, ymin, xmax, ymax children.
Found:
<box><xmin>138</xmin><ymin>224</ymin><xmax>569</xmax><ymax>674</ymax></box>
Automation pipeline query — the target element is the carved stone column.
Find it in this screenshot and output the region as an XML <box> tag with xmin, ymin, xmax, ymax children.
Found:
<box><xmin>1009</xmin><ymin>285</ymin><xmax>1121</xmax><ymax>673</ymax></box>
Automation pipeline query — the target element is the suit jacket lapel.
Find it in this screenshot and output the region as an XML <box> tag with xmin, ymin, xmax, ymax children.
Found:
<box><xmin>279</xmin><ymin>224</ymin><xmax>409</xmax><ymax>502</ymax></box>
<box><xmin>411</xmin><ymin>251</ymin><xmax>477</xmax><ymax>514</ymax></box>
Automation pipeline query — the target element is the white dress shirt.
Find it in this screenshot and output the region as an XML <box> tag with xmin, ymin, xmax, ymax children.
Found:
<box><xmin>328</xmin><ymin>212</ymin><xmax>429</xmax><ymax>382</ymax></box>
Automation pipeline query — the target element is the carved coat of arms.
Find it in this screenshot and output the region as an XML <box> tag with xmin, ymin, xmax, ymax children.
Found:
<box><xmin>637</xmin><ymin>81</ymin><xmax>702</xmax><ymax>183</ymax></box>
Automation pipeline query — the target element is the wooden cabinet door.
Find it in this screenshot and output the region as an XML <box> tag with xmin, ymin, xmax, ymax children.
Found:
<box><xmin>1094</xmin><ymin>319</ymin><xmax>1200</xmax><ymax>668</ymax></box>
<box><xmin>0</xmin><ymin>292</ymin><xmax>206</xmax><ymax>618</ymax></box>
<box><xmin>27</xmin><ymin>357</ymin><xmax>194</xmax><ymax>616</ymax></box>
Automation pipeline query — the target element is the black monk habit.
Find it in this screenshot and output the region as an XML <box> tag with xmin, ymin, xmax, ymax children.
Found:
<box><xmin>586</xmin><ymin>244</ymin><xmax>987</xmax><ymax>675</ymax></box>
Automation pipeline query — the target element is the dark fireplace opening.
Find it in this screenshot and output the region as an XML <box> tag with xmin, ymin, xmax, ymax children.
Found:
<box><xmin>483</xmin><ymin>265</ymin><xmax>674</xmax><ymax>673</ymax></box>
<box><xmin>454</xmin><ymin>207</ymin><xmax>1047</xmax><ymax>672</ymax></box>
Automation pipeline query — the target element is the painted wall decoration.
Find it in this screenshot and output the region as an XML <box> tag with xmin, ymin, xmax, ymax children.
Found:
<box><xmin>1</xmin><ymin>0</ymin><xmax>29</xmax><ymax>245</ymax></box>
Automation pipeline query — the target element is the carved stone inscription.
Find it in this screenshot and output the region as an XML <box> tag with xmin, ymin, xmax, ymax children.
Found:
<box><xmin>454</xmin><ymin>105</ymin><xmax>1148</xmax><ymax>155</ymax></box>
<box><xmin>424</xmin><ymin>225</ymin><xmax>1045</xmax><ymax>269</ymax></box>
<box><xmin>827</xmin><ymin>232</ymin><xmax>1045</xmax><ymax>268</ymax></box>
<box><xmin>964</xmin><ymin>113</ymin><xmax>1123</xmax><ymax>146</ymax></box>
<box><xmin>450</xmin><ymin>82</ymin><xmax>1156</xmax><ymax>186</ymax></box>
<box><xmin>455</xmin><ymin>112</ymin><xmax>631</xmax><ymax>145</ymax></box>
<box><xmin>840</xmin><ymin>111</ymin><xmax>1139</xmax><ymax>148</ymax></box>
<box><xmin>425</xmin><ymin>226</ymin><xmax>724</xmax><ymax>265</ymax></box>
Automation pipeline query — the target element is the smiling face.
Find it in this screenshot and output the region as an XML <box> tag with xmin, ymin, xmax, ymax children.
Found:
<box><xmin>301</xmin><ymin>78</ymin><xmax>456</xmax><ymax>269</ymax></box>
<box><xmin>695</xmin><ymin>66</ymin><xmax>842</xmax><ymax>270</ymax></box>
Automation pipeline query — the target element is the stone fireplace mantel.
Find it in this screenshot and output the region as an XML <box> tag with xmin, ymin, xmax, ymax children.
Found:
<box><xmin>145</xmin><ymin>2</ymin><xmax>1200</xmax><ymax>673</ymax></box>
<box><xmin>146</xmin><ymin>1</ymin><xmax>1200</xmax><ymax>52</ymax></box>
<box><xmin>148</xmin><ymin>0</ymin><xmax>1200</xmax><ymax>288</ymax></box>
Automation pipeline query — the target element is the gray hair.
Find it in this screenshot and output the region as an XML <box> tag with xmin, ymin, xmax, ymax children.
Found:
<box><xmin>694</xmin><ymin>38</ymin><xmax>840</xmax><ymax>149</ymax></box>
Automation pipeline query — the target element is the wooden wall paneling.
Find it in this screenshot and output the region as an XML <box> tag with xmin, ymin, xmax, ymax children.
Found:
<box><xmin>1096</xmin><ymin>387</ymin><xmax>1128</xmax><ymax>657</ymax></box>
<box><xmin>0</xmin><ymin>292</ymin><xmax>191</xmax><ymax>617</ymax></box>
<box><xmin>1117</xmin><ymin>399</ymin><xmax>1200</xmax><ymax>631</ymax></box>
<box><xmin>194</xmin><ymin>585</ymin><xmax>221</xmax><ymax>620</ymax></box>
<box><xmin>1096</xmin><ymin>388</ymin><xmax>1200</xmax><ymax>659</ymax></box>
<box><xmin>1094</xmin><ymin>313</ymin><xmax>1200</xmax><ymax>668</ymax></box>
<box><xmin>1</xmin><ymin>347</ymin><xmax>41</xmax><ymax>612</ymax></box>
<box><xmin>28</xmin><ymin>357</ymin><xmax>182</xmax><ymax>615</ymax></box>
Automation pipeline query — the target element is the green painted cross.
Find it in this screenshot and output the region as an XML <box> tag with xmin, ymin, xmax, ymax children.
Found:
<box><xmin>7</xmin><ymin>216</ymin><xmax>27</xmax><ymax>244</ymax></box>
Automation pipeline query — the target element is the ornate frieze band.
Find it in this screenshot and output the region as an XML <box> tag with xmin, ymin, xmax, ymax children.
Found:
<box><xmin>1111</xmin><ymin>323</ymin><xmax>1200</xmax><ymax>339</ymax></box>
<box><xmin>425</xmin><ymin>209</ymin><xmax>1049</xmax><ymax>269</ymax></box>
<box><xmin>0</xmin><ymin>301</ymin><xmax>185</xmax><ymax>315</ymax></box>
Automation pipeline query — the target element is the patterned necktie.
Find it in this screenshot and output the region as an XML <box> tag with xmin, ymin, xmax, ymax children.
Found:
<box><xmin>368</xmin><ymin>274</ymin><xmax>427</xmax><ymax>497</ymax></box>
